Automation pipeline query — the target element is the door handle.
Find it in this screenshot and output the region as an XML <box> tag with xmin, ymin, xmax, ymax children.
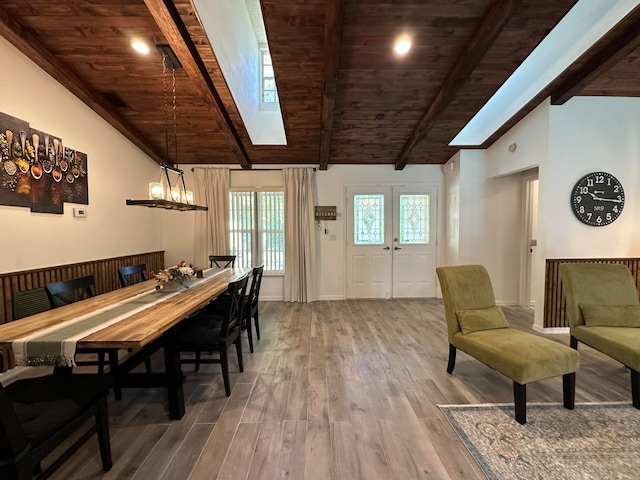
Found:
<box><xmin>394</xmin><ymin>247</ymin><xmax>402</xmax><ymax>250</ymax></box>
<box><xmin>383</xmin><ymin>246</ymin><xmax>390</xmax><ymax>250</ymax></box>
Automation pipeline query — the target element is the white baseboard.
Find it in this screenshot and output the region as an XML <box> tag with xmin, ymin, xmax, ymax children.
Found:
<box><xmin>532</xmin><ymin>325</ymin><xmax>569</xmax><ymax>335</ymax></box>
<box><xmin>260</xmin><ymin>295</ymin><xmax>346</xmax><ymax>302</ymax></box>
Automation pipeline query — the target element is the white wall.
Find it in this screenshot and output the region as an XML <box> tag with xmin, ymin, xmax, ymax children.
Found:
<box><xmin>443</xmin><ymin>149</ymin><xmax>523</xmax><ymax>304</ymax></box>
<box><xmin>0</xmin><ymin>37</ymin><xmax>164</xmax><ymax>274</ymax></box>
<box><xmin>442</xmin><ymin>153</ymin><xmax>460</xmax><ymax>267</ymax></box>
<box><xmin>465</xmin><ymin>95</ymin><xmax>640</xmax><ymax>328</ymax></box>
<box><xmin>176</xmin><ymin>164</ymin><xmax>444</xmax><ymax>300</ymax></box>
<box><xmin>314</xmin><ymin>164</ymin><xmax>443</xmax><ymax>299</ymax></box>
<box><xmin>531</xmin><ymin>96</ymin><xmax>640</xmax><ymax>328</ymax></box>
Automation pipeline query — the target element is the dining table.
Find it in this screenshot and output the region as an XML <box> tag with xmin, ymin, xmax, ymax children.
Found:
<box><xmin>0</xmin><ymin>267</ymin><xmax>249</xmax><ymax>420</ymax></box>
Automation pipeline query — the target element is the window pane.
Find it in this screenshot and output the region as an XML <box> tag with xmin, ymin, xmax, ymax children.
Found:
<box><xmin>399</xmin><ymin>194</ymin><xmax>429</xmax><ymax>244</ymax></box>
<box><xmin>230</xmin><ymin>190</ymin><xmax>284</xmax><ymax>274</ymax></box>
<box><xmin>258</xmin><ymin>191</ymin><xmax>285</xmax><ymax>273</ymax></box>
<box><xmin>260</xmin><ymin>50</ymin><xmax>278</xmax><ymax>104</ymax></box>
<box><xmin>229</xmin><ymin>192</ymin><xmax>254</xmax><ymax>269</ymax></box>
<box><xmin>354</xmin><ymin>194</ymin><xmax>384</xmax><ymax>245</ymax></box>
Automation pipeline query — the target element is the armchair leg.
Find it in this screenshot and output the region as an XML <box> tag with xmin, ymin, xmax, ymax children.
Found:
<box><xmin>446</xmin><ymin>344</ymin><xmax>456</xmax><ymax>374</ymax></box>
<box><xmin>631</xmin><ymin>368</ymin><xmax>640</xmax><ymax>409</ymax></box>
<box><xmin>570</xmin><ymin>336</ymin><xmax>578</xmax><ymax>349</ymax></box>
<box><xmin>513</xmin><ymin>382</ymin><xmax>526</xmax><ymax>425</ymax></box>
<box><xmin>562</xmin><ymin>372</ymin><xmax>576</xmax><ymax>410</ymax></box>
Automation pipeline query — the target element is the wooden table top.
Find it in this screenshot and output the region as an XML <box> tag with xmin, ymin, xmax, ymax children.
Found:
<box><xmin>0</xmin><ymin>268</ymin><xmax>249</xmax><ymax>351</ymax></box>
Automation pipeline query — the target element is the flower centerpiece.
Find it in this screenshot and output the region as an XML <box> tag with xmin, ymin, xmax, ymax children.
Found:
<box><xmin>153</xmin><ymin>261</ymin><xmax>196</xmax><ymax>291</ymax></box>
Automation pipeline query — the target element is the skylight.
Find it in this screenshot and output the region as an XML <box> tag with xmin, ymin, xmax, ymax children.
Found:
<box><xmin>191</xmin><ymin>0</ymin><xmax>286</xmax><ymax>145</ymax></box>
<box><xmin>450</xmin><ymin>0</ymin><xmax>639</xmax><ymax>146</ymax></box>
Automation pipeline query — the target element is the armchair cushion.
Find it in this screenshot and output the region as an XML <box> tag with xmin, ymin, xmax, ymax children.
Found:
<box><xmin>455</xmin><ymin>306</ymin><xmax>509</xmax><ymax>334</ymax></box>
<box><xmin>579</xmin><ymin>304</ymin><xmax>640</xmax><ymax>327</ymax></box>
<box><xmin>572</xmin><ymin>325</ymin><xmax>640</xmax><ymax>372</ymax></box>
<box><xmin>451</xmin><ymin>329</ymin><xmax>579</xmax><ymax>385</ymax></box>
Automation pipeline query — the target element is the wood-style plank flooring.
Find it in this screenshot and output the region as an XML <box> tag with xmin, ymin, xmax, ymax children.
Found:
<box><xmin>31</xmin><ymin>299</ymin><xmax>633</xmax><ymax>479</ymax></box>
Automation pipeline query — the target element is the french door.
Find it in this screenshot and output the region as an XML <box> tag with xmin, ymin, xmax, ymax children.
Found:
<box><xmin>346</xmin><ymin>185</ymin><xmax>437</xmax><ymax>298</ymax></box>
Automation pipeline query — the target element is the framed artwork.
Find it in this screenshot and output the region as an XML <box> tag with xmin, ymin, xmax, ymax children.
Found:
<box><xmin>0</xmin><ymin>112</ymin><xmax>31</xmax><ymax>208</ymax></box>
<box><xmin>30</xmin><ymin>128</ymin><xmax>63</xmax><ymax>214</ymax></box>
<box><xmin>0</xmin><ymin>111</ymin><xmax>89</xmax><ymax>214</ymax></box>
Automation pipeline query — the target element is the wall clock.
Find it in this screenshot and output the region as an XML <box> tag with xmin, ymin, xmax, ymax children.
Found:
<box><xmin>570</xmin><ymin>171</ymin><xmax>624</xmax><ymax>226</ymax></box>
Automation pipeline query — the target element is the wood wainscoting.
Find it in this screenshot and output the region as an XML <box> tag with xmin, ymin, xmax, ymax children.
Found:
<box><xmin>0</xmin><ymin>251</ymin><xmax>164</xmax><ymax>324</ymax></box>
<box><xmin>544</xmin><ymin>258</ymin><xmax>640</xmax><ymax>328</ymax></box>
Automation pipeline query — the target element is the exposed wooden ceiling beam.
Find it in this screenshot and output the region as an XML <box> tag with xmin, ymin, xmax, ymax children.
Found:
<box><xmin>319</xmin><ymin>0</ymin><xmax>346</xmax><ymax>171</ymax></box>
<box><xmin>551</xmin><ymin>5</ymin><xmax>640</xmax><ymax>105</ymax></box>
<box><xmin>144</xmin><ymin>0</ymin><xmax>251</xmax><ymax>169</ymax></box>
<box><xmin>0</xmin><ymin>7</ymin><xmax>165</xmax><ymax>165</ymax></box>
<box><xmin>394</xmin><ymin>0</ymin><xmax>522</xmax><ymax>170</ymax></box>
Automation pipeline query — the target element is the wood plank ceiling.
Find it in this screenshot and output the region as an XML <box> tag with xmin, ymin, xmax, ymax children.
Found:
<box><xmin>0</xmin><ymin>1</ymin><xmax>638</xmax><ymax>170</ymax></box>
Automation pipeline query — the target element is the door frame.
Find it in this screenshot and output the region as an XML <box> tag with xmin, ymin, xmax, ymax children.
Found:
<box><xmin>519</xmin><ymin>172</ymin><xmax>538</xmax><ymax>307</ymax></box>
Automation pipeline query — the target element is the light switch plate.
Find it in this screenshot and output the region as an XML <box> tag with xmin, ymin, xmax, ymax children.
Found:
<box><xmin>73</xmin><ymin>207</ymin><xmax>87</xmax><ymax>218</ymax></box>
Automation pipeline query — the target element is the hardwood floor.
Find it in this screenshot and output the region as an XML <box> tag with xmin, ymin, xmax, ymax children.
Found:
<box><xmin>36</xmin><ymin>299</ymin><xmax>632</xmax><ymax>479</ymax></box>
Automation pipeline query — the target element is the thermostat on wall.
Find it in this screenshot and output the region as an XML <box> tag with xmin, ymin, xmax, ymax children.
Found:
<box><xmin>73</xmin><ymin>207</ymin><xmax>87</xmax><ymax>218</ymax></box>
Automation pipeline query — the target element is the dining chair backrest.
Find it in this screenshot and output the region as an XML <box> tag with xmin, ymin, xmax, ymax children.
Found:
<box><xmin>0</xmin><ymin>373</ymin><xmax>112</xmax><ymax>479</ymax></box>
<box><xmin>220</xmin><ymin>274</ymin><xmax>248</xmax><ymax>338</ymax></box>
<box><xmin>46</xmin><ymin>275</ymin><xmax>96</xmax><ymax>308</ymax></box>
<box><xmin>12</xmin><ymin>287</ymin><xmax>51</xmax><ymax>320</ymax></box>
<box><xmin>247</xmin><ymin>264</ymin><xmax>264</xmax><ymax>315</ymax></box>
<box><xmin>209</xmin><ymin>255</ymin><xmax>236</xmax><ymax>269</ymax></box>
<box><xmin>118</xmin><ymin>263</ymin><xmax>147</xmax><ymax>288</ymax></box>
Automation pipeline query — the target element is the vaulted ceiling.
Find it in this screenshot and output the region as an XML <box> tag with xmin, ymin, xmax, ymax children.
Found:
<box><xmin>0</xmin><ymin>1</ymin><xmax>638</xmax><ymax>170</ymax></box>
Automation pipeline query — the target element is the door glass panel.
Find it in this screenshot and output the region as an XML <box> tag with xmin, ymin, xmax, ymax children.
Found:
<box><xmin>399</xmin><ymin>194</ymin><xmax>429</xmax><ymax>244</ymax></box>
<box><xmin>354</xmin><ymin>194</ymin><xmax>384</xmax><ymax>244</ymax></box>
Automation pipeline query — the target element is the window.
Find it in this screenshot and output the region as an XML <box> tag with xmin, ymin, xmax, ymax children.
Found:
<box><xmin>399</xmin><ymin>194</ymin><xmax>430</xmax><ymax>244</ymax></box>
<box><xmin>260</xmin><ymin>48</ymin><xmax>278</xmax><ymax>104</ymax></box>
<box><xmin>354</xmin><ymin>194</ymin><xmax>385</xmax><ymax>245</ymax></box>
<box><xmin>229</xmin><ymin>190</ymin><xmax>284</xmax><ymax>274</ymax></box>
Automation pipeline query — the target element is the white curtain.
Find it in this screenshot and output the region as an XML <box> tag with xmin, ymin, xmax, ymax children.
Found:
<box><xmin>283</xmin><ymin>167</ymin><xmax>317</xmax><ymax>302</ymax></box>
<box><xmin>194</xmin><ymin>168</ymin><xmax>229</xmax><ymax>269</ymax></box>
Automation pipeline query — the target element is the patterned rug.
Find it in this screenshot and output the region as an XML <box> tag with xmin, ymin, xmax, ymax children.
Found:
<box><xmin>439</xmin><ymin>402</ymin><xmax>640</xmax><ymax>480</ymax></box>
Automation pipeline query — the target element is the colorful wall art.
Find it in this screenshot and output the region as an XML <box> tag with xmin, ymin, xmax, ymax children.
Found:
<box><xmin>0</xmin><ymin>112</ymin><xmax>88</xmax><ymax>214</ymax></box>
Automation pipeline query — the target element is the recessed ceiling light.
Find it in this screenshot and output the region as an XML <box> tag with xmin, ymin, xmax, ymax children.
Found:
<box><xmin>394</xmin><ymin>38</ymin><xmax>411</xmax><ymax>55</ymax></box>
<box><xmin>131</xmin><ymin>39</ymin><xmax>150</xmax><ymax>55</ymax></box>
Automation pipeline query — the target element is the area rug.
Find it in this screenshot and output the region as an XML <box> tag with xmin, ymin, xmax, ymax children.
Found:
<box><xmin>438</xmin><ymin>402</ymin><xmax>640</xmax><ymax>480</ymax></box>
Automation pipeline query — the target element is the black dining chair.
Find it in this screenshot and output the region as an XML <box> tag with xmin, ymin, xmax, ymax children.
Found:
<box><xmin>209</xmin><ymin>255</ymin><xmax>236</xmax><ymax>269</ymax></box>
<box><xmin>118</xmin><ymin>264</ymin><xmax>147</xmax><ymax>287</ymax></box>
<box><xmin>45</xmin><ymin>276</ymin><xmax>121</xmax><ymax>396</ymax></box>
<box><xmin>117</xmin><ymin>264</ymin><xmax>153</xmax><ymax>374</ymax></box>
<box><xmin>12</xmin><ymin>287</ymin><xmax>51</xmax><ymax>321</ymax></box>
<box><xmin>176</xmin><ymin>274</ymin><xmax>248</xmax><ymax>396</ymax></box>
<box><xmin>45</xmin><ymin>275</ymin><xmax>96</xmax><ymax>308</ymax></box>
<box><xmin>0</xmin><ymin>373</ymin><xmax>113</xmax><ymax>480</ymax></box>
<box><xmin>206</xmin><ymin>265</ymin><xmax>264</xmax><ymax>353</ymax></box>
<box><xmin>243</xmin><ymin>265</ymin><xmax>264</xmax><ymax>353</ymax></box>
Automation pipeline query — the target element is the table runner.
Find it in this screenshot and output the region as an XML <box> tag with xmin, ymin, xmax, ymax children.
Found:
<box><xmin>12</xmin><ymin>269</ymin><xmax>227</xmax><ymax>367</ymax></box>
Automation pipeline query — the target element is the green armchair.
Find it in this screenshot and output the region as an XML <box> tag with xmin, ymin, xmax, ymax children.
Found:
<box><xmin>560</xmin><ymin>263</ymin><xmax>640</xmax><ymax>408</ymax></box>
<box><xmin>437</xmin><ymin>265</ymin><xmax>580</xmax><ymax>424</ymax></box>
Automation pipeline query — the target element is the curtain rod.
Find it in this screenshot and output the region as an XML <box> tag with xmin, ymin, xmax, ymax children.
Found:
<box><xmin>190</xmin><ymin>167</ymin><xmax>317</xmax><ymax>172</ymax></box>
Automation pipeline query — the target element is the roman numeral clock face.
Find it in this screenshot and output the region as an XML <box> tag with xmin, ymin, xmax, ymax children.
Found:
<box><xmin>571</xmin><ymin>172</ymin><xmax>624</xmax><ymax>226</ymax></box>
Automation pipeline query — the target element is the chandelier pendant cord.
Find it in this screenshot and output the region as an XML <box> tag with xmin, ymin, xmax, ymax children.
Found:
<box><xmin>125</xmin><ymin>45</ymin><xmax>206</xmax><ymax>211</ymax></box>
<box><xmin>172</xmin><ymin>64</ymin><xmax>178</xmax><ymax>167</ymax></box>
